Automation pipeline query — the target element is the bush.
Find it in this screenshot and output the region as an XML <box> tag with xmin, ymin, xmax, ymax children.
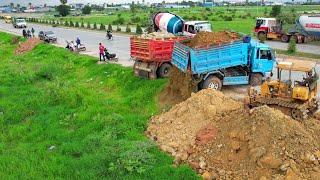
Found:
<box><xmin>205</xmin><ymin>7</ymin><xmax>211</xmax><ymax>11</ymax></box>
<box><xmin>93</xmin><ymin>22</ymin><xmax>97</xmax><ymax>29</ymax></box>
<box><xmin>65</xmin><ymin>20</ymin><xmax>69</xmax><ymax>26</ymax></box>
<box><xmin>113</xmin><ymin>17</ymin><xmax>125</xmax><ymax>25</ymax></box>
<box><xmin>136</xmin><ymin>24</ymin><xmax>143</xmax><ymax>34</ymax></box>
<box><xmin>287</xmin><ymin>38</ymin><xmax>296</xmax><ymax>54</ymax></box>
<box><xmin>70</xmin><ymin>21</ymin><xmax>74</xmax><ymax>27</ymax></box>
<box><xmin>108</xmin><ymin>24</ymin><xmax>113</xmax><ymax>31</ymax></box>
<box><xmin>86</xmin><ymin>22</ymin><xmax>91</xmax><ymax>29</ymax></box>
<box><xmin>131</xmin><ymin>16</ymin><xmax>141</xmax><ymax>23</ymax></box>
<box><xmin>82</xmin><ymin>5</ymin><xmax>91</xmax><ymax>15</ymax></box>
<box><xmin>224</xmin><ymin>16</ymin><xmax>233</xmax><ymax>21</ymax></box>
<box><xmin>270</xmin><ymin>5</ymin><xmax>281</xmax><ymax>17</ymax></box>
<box><xmin>116</xmin><ymin>26</ymin><xmax>121</xmax><ymax>32</ymax></box>
<box><xmin>75</xmin><ymin>22</ymin><xmax>79</xmax><ymax>27</ymax></box>
<box><xmin>126</xmin><ymin>25</ymin><xmax>131</xmax><ymax>33</ymax></box>
<box><xmin>100</xmin><ymin>23</ymin><xmax>105</xmax><ymax>30</ymax></box>
<box><xmin>81</xmin><ymin>21</ymin><xmax>85</xmax><ymax>28</ymax></box>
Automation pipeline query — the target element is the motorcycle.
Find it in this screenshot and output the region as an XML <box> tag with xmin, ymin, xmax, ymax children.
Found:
<box><xmin>106</xmin><ymin>31</ymin><xmax>113</xmax><ymax>40</ymax></box>
<box><xmin>66</xmin><ymin>41</ymin><xmax>86</xmax><ymax>52</ymax></box>
<box><xmin>104</xmin><ymin>48</ymin><xmax>118</xmax><ymax>62</ymax></box>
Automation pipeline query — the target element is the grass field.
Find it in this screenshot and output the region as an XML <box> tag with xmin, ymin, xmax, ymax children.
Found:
<box><xmin>41</xmin><ymin>5</ymin><xmax>320</xmax><ymax>34</ymax></box>
<box><xmin>0</xmin><ymin>32</ymin><xmax>198</xmax><ymax>179</ymax></box>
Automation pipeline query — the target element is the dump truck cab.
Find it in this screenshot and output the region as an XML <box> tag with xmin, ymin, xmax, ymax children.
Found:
<box><xmin>249</xmin><ymin>41</ymin><xmax>275</xmax><ymax>80</ymax></box>
<box><xmin>183</xmin><ymin>21</ymin><xmax>212</xmax><ymax>37</ymax></box>
<box><xmin>255</xmin><ymin>17</ymin><xmax>287</xmax><ymax>41</ymax></box>
<box><xmin>248</xmin><ymin>59</ymin><xmax>319</xmax><ymax>120</ymax></box>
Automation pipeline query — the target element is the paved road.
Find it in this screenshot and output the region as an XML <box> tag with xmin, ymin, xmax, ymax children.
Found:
<box><xmin>265</xmin><ymin>41</ymin><xmax>320</xmax><ymax>55</ymax></box>
<box><xmin>0</xmin><ymin>20</ymin><xmax>133</xmax><ymax>67</ymax></box>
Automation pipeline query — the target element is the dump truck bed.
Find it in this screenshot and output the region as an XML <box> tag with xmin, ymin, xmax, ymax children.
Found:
<box><xmin>130</xmin><ymin>36</ymin><xmax>186</xmax><ymax>63</ymax></box>
<box><xmin>172</xmin><ymin>40</ymin><xmax>249</xmax><ymax>74</ymax></box>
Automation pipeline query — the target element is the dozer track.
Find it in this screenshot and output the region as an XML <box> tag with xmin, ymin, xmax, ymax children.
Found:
<box><xmin>251</xmin><ymin>97</ymin><xmax>318</xmax><ymax>120</ymax></box>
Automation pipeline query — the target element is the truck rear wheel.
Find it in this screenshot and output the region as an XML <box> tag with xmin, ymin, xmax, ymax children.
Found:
<box><xmin>250</xmin><ymin>73</ymin><xmax>262</xmax><ymax>86</ymax></box>
<box><xmin>158</xmin><ymin>63</ymin><xmax>172</xmax><ymax>78</ymax></box>
<box><xmin>281</xmin><ymin>35</ymin><xmax>290</xmax><ymax>43</ymax></box>
<box><xmin>202</xmin><ymin>76</ymin><xmax>222</xmax><ymax>91</ymax></box>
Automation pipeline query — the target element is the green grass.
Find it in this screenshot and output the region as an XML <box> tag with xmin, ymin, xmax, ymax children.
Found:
<box><xmin>275</xmin><ymin>49</ymin><xmax>320</xmax><ymax>60</ymax></box>
<box><xmin>0</xmin><ymin>32</ymin><xmax>199</xmax><ymax>179</ymax></box>
<box><xmin>39</xmin><ymin>5</ymin><xmax>320</xmax><ymax>35</ymax></box>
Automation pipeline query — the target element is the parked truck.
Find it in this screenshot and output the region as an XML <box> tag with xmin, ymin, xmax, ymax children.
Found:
<box><xmin>255</xmin><ymin>15</ymin><xmax>320</xmax><ymax>43</ymax></box>
<box><xmin>132</xmin><ymin>12</ymin><xmax>212</xmax><ymax>79</ymax></box>
<box><xmin>172</xmin><ymin>37</ymin><xmax>276</xmax><ymax>90</ymax></box>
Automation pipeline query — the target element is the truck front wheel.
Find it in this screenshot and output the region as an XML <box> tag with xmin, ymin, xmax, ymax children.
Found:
<box><xmin>258</xmin><ymin>32</ymin><xmax>267</xmax><ymax>41</ymax></box>
<box><xmin>202</xmin><ymin>76</ymin><xmax>222</xmax><ymax>91</ymax></box>
<box><xmin>250</xmin><ymin>73</ymin><xmax>262</xmax><ymax>86</ymax></box>
<box><xmin>158</xmin><ymin>63</ymin><xmax>172</xmax><ymax>78</ymax></box>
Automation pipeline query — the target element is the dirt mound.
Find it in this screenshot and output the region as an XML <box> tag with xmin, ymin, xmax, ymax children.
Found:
<box><xmin>147</xmin><ymin>89</ymin><xmax>320</xmax><ymax>179</ymax></box>
<box><xmin>15</xmin><ymin>38</ymin><xmax>41</xmax><ymax>55</ymax></box>
<box><xmin>186</xmin><ymin>31</ymin><xmax>240</xmax><ymax>48</ymax></box>
<box><xmin>158</xmin><ymin>66</ymin><xmax>197</xmax><ymax>106</ymax></box>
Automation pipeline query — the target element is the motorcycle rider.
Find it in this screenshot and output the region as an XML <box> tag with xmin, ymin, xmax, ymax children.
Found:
<box><xmin>22</xmin><ymin>29</ymin><xmax>27</xmax><ymax>38</ymax></box>
<box><xmin>76</xmin><ymin>37</ymin><xmax>81</xmax><ymax>49</ymax></box>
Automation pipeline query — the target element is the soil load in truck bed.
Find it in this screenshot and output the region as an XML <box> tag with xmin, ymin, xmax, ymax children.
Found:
<box><xmin>147</xmin><ymin>89</ymin><xmax>320</xmax><ymax>179</ymax></box>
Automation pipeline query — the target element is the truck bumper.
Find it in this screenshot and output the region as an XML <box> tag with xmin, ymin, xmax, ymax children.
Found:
<box><xmin>133</xmin><ymin>61</ymin><xmax>158</xmax><ymax>79</ymax></box>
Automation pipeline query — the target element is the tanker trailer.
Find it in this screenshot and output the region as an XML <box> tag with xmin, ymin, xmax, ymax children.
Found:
<box><xmin>152</xmin><ymin>12</ymin><xmax>212</xmax><ymax>37</ymax></box>
<box><xmin>288</xmin><ymin>15</ymin><xmax>320</xmax><ymax>43</ymax></box>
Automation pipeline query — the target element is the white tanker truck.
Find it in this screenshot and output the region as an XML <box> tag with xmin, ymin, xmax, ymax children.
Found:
<box><xmin>150</xmin><ymin>12</ymin><xmax>212</xmax><ymax>36</ymax></box>
<box><xmin>255</xmin><ymin>15</ymin><xmax>320</xmax><ymax>43</ymax></box>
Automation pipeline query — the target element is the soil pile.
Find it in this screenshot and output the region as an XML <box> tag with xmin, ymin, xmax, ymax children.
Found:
<box><xmin>147</xmin><ymin>89</ymin><xmax>320</xmax><ymax>179</ymax></box>
<box><xmin>186</xmin><ymin>31</ymin><xmax>240</xmax><ymax>48</ymax></box>
<box><xmin>15</xmin><ymin>38</ymin><xmax>41</xmax><ymax>55</ymax></box>
<box><xmin>159</xmin><ymin>66</ymin><xmax>197</xmax><ymax>106</ymax></box>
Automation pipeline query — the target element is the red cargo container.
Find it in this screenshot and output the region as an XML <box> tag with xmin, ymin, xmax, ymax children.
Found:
<box><xmin>131</xmin><ymin>36</ymin><xmax>186</xmax><ymax>79</ymax></box>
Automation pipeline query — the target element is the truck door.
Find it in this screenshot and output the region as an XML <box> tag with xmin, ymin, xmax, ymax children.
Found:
<box><xmin>251</xmin><ymin>48</ymin><xmax>274</xmax><ymax>75</ymax></box>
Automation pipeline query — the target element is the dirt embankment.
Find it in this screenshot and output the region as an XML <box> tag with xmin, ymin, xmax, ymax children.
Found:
<box><xmin>147</xmin><ymin>89</ymin><xmax>320</xmax><ymax>179</ymax></box>
<box><xmin>15</xmin><ymin>38</ymin><xmax>41</xmax><ymax>55</ymax></box>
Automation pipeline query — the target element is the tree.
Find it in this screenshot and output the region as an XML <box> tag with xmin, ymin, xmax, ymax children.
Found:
<box><xmin>87</xmin><ymin>22</ymin><xmax>91</xmax><ymax>29</ymax></box>
<box><xmin>116</xmin><ymin>26</ymin><xmax>121</xmax><ymax>32</ymax></box>
<box><xmin>10</xmin><ymin>3</ymin><xmax>14</xmax><ymax>8</ymax></box>
<box><xmin>82</xmin><ymin>5</ymin><xmax>92</xmax><ymax>15</ymax></box>
<box><xmin>287</xmin><ymin>38</ymin><xmax>296</xmax><ymax>54</ymax></box>
<box><xmin>136</xmin><ymin>24</ymin><xmax>143</xmax><ymax>34</ymax></box>
<box><xmin>126</xmin><ymin>25</ymin><xmax>131</xmax><ymax>33</ymax></box>
<box><xmin>81</xmin><ymin>21</ymin><xmax>85</xmax><ymax>28</ymax></box>
<box><xmin>108</xmin><ymin>24</ymin><xmax>113</xmax><ymax>31</ymax></box>
<box><xmin>270</xmin><ymin>5</ymin><xmax>281</xmax><ymax>17</ymax></box>
<box><xmin>56</xmin><ymin>0</ymin><xmax>70</xmax><ymax>17</ymax></box>
<box><xmin>93</xmin><ymin>22</ymin><xmax>97</xmax><ymax>29</ymax></box>
<box><xmin>70</xmin><ymin>21</ymin><xmax>74</xmax><ymax>27</ymax></box>
<box><xmin>100</xmin><ymin>23</ymin><xmax>105</xmax><ymax>30</ymax></box>
<box><xmin>75</xmin><ymin>21</ymin><xmax>79</xmax><ymax>27</ymax></box>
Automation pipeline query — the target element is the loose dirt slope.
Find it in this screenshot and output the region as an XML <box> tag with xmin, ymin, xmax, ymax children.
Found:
<box><xmin>147</xmin><ymin>89</ymin><xmax>320</xmax><ymax>179</ymax></box>
<box><xmin>15</xmin><ymin>38</ymin><xmax>41</xmax><ymax>54</ymax></box>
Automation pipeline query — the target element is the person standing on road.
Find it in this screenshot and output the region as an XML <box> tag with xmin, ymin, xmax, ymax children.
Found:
<box><xmin>27</xmin><ymin>29</ymin><xmax>31</xmax><ymax>38</ymax></box>
<box><xmin>99</xmin><ymin>43</ymin><xmax>106</xmax><ymax>61</ymax></box>
<box><xmin>31</xmin><ymin>28</ymin><xmax>35</xmax><ymax>37</ymax></box>
<box><xmin>22</xmin><ymin>29</ymin><xmax>27</xmax><ymax>38</ymax></box>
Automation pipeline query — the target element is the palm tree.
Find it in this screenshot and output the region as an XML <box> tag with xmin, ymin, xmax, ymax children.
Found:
<box><xmin>10</xmin><ymin>3</ymin><xmax>14</xmax><ymax>8</ymax></box>
<box><xmin>60</xmin><ymin>0</ymin><xmax>68</xmax><ymax>5</ymax></box>
<box><xmin>28</xmin><ymin>2</ymin><xmax>32</xmax><ymax>9</ymax></box>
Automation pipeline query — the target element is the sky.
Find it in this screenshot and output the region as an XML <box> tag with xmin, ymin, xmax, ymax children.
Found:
<box><xmin>0</xmin><ymin>0</ymin><xmax>315</xmax><ymax>6</ymax></box>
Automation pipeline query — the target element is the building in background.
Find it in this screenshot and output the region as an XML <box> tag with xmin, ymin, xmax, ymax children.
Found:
<box><xmin>203</xmin><ymin>0</ymin><xmax>214</xmax><ymax>7</ymax></box>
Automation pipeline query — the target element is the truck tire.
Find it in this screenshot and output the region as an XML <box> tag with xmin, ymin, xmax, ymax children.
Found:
<box><xmin>202</xmin><ymin>76</ymin><xmax>222</xmax><ymax>91</ymax></box>
<box><xmin>250</xmin><ymin>73</ymin><xmax>263</xmax><ymax>86</ymax></box>
<box><xmin>281</xmin><ymin>35</ymin><xmax>290</xmax><ymax>43</ymax></box>
<box><xmin>158</xmin><ymin>63</ymin><xmax>172</xmax><ymax>78</ymax></box>
<box><xmin>258</xmin><ymin>32</ymin><xmax>266</xmax><ymax>41</ymax></box>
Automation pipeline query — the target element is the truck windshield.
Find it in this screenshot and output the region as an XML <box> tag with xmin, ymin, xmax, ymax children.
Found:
<box><xmin>256</xmin><ymin>19</ymin><xmax>265</xmax><ymax>28</ymax></box>
<box><xmin>196</xmin><ymin>23</ymin><xmax>212</xmax><ymax>32</ymax></box>
<box><xmin>17</xmin><ymin>19</ymin><xmax>25</xmax><ymax>23</ymax></box>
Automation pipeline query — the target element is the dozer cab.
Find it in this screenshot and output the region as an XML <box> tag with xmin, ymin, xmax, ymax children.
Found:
<box><xmin>248</xmin><ymin>59</ymin><xmax>319</xmax><ymax>120</ymax></box>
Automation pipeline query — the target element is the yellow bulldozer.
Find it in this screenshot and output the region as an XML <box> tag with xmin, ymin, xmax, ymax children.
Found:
<box><xmin>248</xmin><ymin>59</ymin><xmax>319</xmax><ymax>120</ymax></box>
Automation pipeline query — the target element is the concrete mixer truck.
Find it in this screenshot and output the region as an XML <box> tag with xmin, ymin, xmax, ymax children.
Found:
<box><xmin>131</xmin><ymin>12</ymin><xmax>212</xmax><ymax>79</ymax></box>
<box><xmin>151</xmin><ymin>12</ymin><xmax>212</xmax><ymax>36</ymax></box>
<box><xmin>255</xmin><ymin>15</ymin><xmax>320</xmax><ymax>43</ymax></box>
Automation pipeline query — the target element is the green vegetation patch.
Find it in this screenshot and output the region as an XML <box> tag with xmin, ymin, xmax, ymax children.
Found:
<box><xmin>0</xmin><ymin>32</ymin><xmax>198</xmax><ymax>179</ymax></box>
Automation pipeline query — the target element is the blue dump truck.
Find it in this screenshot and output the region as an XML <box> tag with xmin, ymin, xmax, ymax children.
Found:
<box><xmin>172</xmin><ymin>37</ymin><xmax>276</xmax><ymax>90</ymax></box>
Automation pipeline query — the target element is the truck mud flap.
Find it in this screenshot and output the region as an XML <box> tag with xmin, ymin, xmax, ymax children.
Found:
<box><xmin>133</xmin><ymin>61</ymin><xmax>157</xmax><ymax>79</ymax></box>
